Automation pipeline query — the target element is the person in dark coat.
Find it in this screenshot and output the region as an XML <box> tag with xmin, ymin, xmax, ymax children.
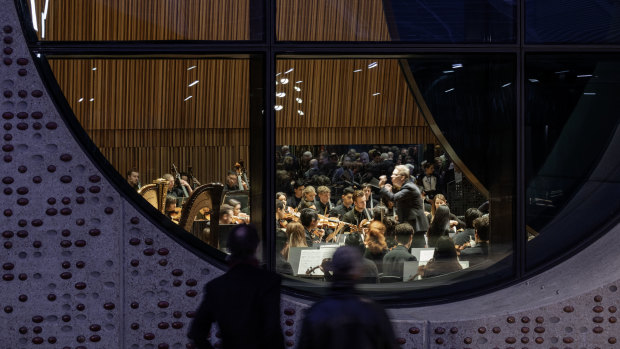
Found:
<box><xmin>382</xmin><ymin>223</ymin><xmax>417</xmax><ymax>279</ymax></box>
<box><xmin>298</xmin><ymin>246</ymin><xmax>398</xmax><ymax>349</ymax></box>
<box><xmin>419</xmin><ymin>236</ymin><xmax>462</xmax><ymax>278</ymax></box>
<box><xmin>188</xmin><ymin>225</ymin><xmax>285</xmax><ymax>349</ymax></box>
<box><xmin>379</xmin><ymin>165</ymin><xmax>429</xmax><ymax>247</ymax></box>
<box><xmin>459</xmin><ymin>215</ymin><xmax>491</xmax><ymax>266</ymax></box>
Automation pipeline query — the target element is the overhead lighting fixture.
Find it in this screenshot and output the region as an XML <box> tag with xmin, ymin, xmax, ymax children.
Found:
<box><xmin>89</xmin><ymin>98</ymin><xmax>95</xmax><ymax>102</ymax></box>
<box><xmin>577</xmin><ymin>74</ymin><xmax>593</xmax><ymax>78</ymax></box>
<box><xmin>275</xmin><ymin>73</ymin><xmax>281</xmax><ymax>77</ymax></box>
<box><xmin>554</xmin><ymin>70</ymin><xmax>569</xmax><ymax>74</ymax></box>
<box><xmin>92</xmin><ymin>67</ymin><xmax>97</xmax><ymax>71</ymax></box>
<box><xmin>188</xmin><ymin>80</ymin><xmax>199</xmax><ymax>87</ymax></box>
<box><xmin>443</xmin><ymin>70</ymin><xmax>454</xmax><ymax>74</ymax></box>
<box><xmin>187</xmin><ymin>66</ymin><xmax>197</xmax><ymax>71</ymax></box>
<box><xmin>583</xmin><ymin>92</ymin><xmax>597</xmax><ymax>96</ymax></box>
<box><xmin>294</xmin><ymin>86</ymin><xmax>301</xmax><ymax>92</ymax></box>
<box><xmin>452</xmin><ymin>63</ymin><xmax>463</xmax><ymax>69</ymax></box>
<box><xmin>280</xmin><ymin>78</ymin><xmax>289</xmax><ymax>85</ymax></box>
<box><xmin>353</xmin><ymin>69</ymin><xmax>362</xmax><ymax>73</ymax></box>
<box><xmin>295</xmin><ymin>98</ymin><xmax>302</xmax><ymax>104</ymax></box>
<box><xmin>368</xmin><ymin>62</ymin><xmax>378</xmax><ymax>69</ymax></box>
<box><xmin>295</xmin><ymin>81</ymin><xmax>303</xmax><ymax>84</ymax></box>
<box><xmin>501</xmin><ymin>82</ymin><xmax>512</xmax><ymax>88</ymax></box>
<box><xmin>284</xmin><ymin>68</ymin><xmax>294</xmax><ymax>74</ymax></box>
<box><xmin>41</xmin><ymin>0</ymin><xmax>49</xmax><ymax>38</ymax></box>
<box><xmin>184</xmin><ymin>96</ymin><xmax>193</xmax><ymax>101</ymax></box>
<box><xmin>372</xmin><ymin>93</ymin><xmax>380</xmax><ymax>96</ymax></box>
<box><xmin>297</xmin><ymin>110</ymin><xmax>304</xmax><ymax>116</ymax></box>
<box><xmin>30</xmin><ymin>0</ymin><xmax>38</xmax><ymax>31</ymax></box>
<box><xmin>276</xmin><ymin>92</ymin><xmax>286</xmax><ymax>98</ymax></box>
<box><xmin>444</xmin><ymin>88</ymin><xmax>455</xmax><ymax>93</ymax></box>
<box><xmin>274</xmin><ymin>105</ymin><xmax>283</xmax><ymax>111</ymax></box>
<box><xmin>78</xmin><ymin>98</ymin><xmax>84</xmax><ymax>103</ymax></box>
<box><xmin>528</xmin><ymin>78</ymin><xmax>539</xmax><ymax>83</ymax></box>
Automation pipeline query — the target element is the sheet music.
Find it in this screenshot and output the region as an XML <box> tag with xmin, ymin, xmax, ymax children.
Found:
<box><xmin>297</xmin><ymin>249</ymin><xmax>337</xmax><ymax>276</ymax></box>
<box><xmin>419</xmin><ymin>249</ymin><xmax>435</xmax><ymax>262</ymax></box>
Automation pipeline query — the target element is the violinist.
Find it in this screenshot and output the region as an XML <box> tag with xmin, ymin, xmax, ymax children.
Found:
<box><xmin>314</xmin><ymin>186</ymin><xmax>334</xmax><ymax>216</ymax></box>
<box><xmin>296</xmin><ymin>186</ymin><xmax>317</xmax><ymax>210</ymax></box>
<box><xmin>329</xmin><ymin>187</ymin><xmax>355</xmax><ymax>219</ymax></box>
<box><xmin>342</xmin><ymin>190</ymin><xmax>372</xmax><ymax>230</ymax></box>
<box><xmin>165</xmin><ymin>195</ymin><xmax>180</xmax><ymax>222</ymax></box>
<box><xmin>299</xmin><ymin>208</ymin><xmax>324</xmax><ymax>247</ymax></box>
<box><xmin>286</xmin><ymin>181</ymin><xmax>305</xmax><ymax>210</ymax></box>
<box><xmin>219</xmin><ymin>204</ymin><xmax>234</xmax><ymax>225</ymax></box>
<box><xmin>276</xmin><ymin>201</ymin><xmax>289</xmax><ymax>228</ymax></box>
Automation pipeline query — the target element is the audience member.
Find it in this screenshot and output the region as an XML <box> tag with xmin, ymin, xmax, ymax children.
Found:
<box><xmin>297</xmin><ymin>246</ymin><xmax>397</xmax><ymax>349</ymax></box>
<box><xmin>188</xmin><ymin>224</ymin><xmax>285</xmax><ymax>349</ymax></box>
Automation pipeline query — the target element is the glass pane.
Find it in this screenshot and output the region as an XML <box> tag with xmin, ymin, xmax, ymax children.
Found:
<box><xmin>526</xmin><ymin>54</ymin><xmax>620</xmax><ymax>268</ymax></box>
<box><xmin>274</xmin><ymin>57</ymin><xmax>515</xmax><ymax>298</ymax></box>
<box><xmin>526</xmin><ymin>0</ymin><xmax>620</xmax><ymax>44</ymax></box>
<box><xmin>27</xmin><ymin>0</ymin><xmax>261</xmax><ymax>41</ymax></box>
<box><xmin>49</xmin><ymin>57</ymin><xmax>253</xmax><ymax>256</ymax></box>
<box><xmin>276</xmin><ymin>0</ymin><xmax>516</xmax><ymax>43</ymax></box>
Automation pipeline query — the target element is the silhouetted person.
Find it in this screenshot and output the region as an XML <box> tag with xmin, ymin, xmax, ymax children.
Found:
<box><xmin>298</xmin><ymin>246</ymin><xmax>398</xmax><ymax>349</ymax></box>
<box><xmin>188</xmin><ymin>225</ymin><xmax>285</xmax><ymax>349</ymax></box>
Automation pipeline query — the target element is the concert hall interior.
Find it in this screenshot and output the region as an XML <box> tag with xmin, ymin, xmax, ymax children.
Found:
<box><xmin>1</xmin><ymin>0</ymin><xmax>619</xmax><ymax>347</ymax></box>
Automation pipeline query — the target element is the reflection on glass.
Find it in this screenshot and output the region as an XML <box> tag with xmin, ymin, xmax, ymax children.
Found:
<box><xmin>275</xmin><ymin>58</ymin><xmax>514</xmax><ymax>293</ymax></box>
<box><xmin>277</xmin><ymin>0</ymin><xmax>516</xmax><ymax>42</ymax></box>
<box><xmin>49</xmin><ymin>58</ymin><xmax>252</xmax><ymax>254</ymax></box>
<box><xmin>526</xmin><ymin>54</ymin><xmax>620</xmax><ymax>268</ymax></box>
<box><xmin>526</xmin><ymin>0</ymin><xmax>620</xmax><ymax>44</ymax></box>
<box><xmin>27</xmin><ymin>0</ymin><xmax>258</xmax><ymax>41</ymax></box>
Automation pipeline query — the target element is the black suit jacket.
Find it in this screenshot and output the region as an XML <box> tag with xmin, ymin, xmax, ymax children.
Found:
<box><xmin>188</xmin><ymin>263</ymin><xmax>285</xmax><ymax>349</ymax></box>
<box><xmin>381</xmin><ymin>181</ymin><xmax>429</xmax><ymax>233</ymax></box>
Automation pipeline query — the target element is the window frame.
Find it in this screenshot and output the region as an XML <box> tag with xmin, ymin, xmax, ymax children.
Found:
<box><xmin>14</xmin><ymin>0</ymin><xmax>620</xmax><ymax>306</ymax></box>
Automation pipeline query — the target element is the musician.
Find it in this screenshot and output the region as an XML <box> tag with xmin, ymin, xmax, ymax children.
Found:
<box><xmin>342</xmin><ymin>190</ymin><xmax>372</xmax><ymax>229</ymax></box>
<box><xmin>181</xmin><ymin>172</ymin><xmax>200</xmax><ymax>190</ymax></box>
<box><xmin>224</xmin><ymin>170</ymin><xmax>247</xmax><ymax>191</ymax></box>
<box><xmin>219</xmin><ymin>204</ymin><xmax>234</xmax><ymax>225</ymax></box>
<box><xmin>329</xmin><ymin>187</ymin><xmax>354</xmax><ymax>219</ymax></box>
<box><xmin>164</xmin><ymin>195</ymin><xmax>178</xmax><ymax>220</ymax></box>
<box><xmin>126</xmin><ymin>168</ymin><xmax>141</xmax><ymax>190</ymax></box>
<box><xmin>286</xmin><ymin>181</ymin><xmax>305</xmax><ymax>210</ymax></box>
<box><xmin>163</xmin><ymin>173</ymin><xmax>193</xmax><ymax>198</ymax></box>
<box><xmin>297</xmin><ymin>186</ymin><xmax>317</xmax><ymax>210</ymax></box>
<box><xmin>276</xmin><ymin>201</ymin><xmax>289</xmax><ymax>229</ymax></box>
<box><xmin>362</xmin><ymin>183</ymin><xmax>379</xmax><ymax>209</ymax></box>
<box><xmin>314</xmin><ymin>186</ymin><xmax>334</xmax><ymax>216</ymax></box>
<box><xmin>299</xmin><ymin>208</ymin><xmax>323</xmax><ymax>247</ymax></box>
<box><xmin>379</xmin><ymin>165</ymin><xmax>429</xmax><ymax>237</ymax></box>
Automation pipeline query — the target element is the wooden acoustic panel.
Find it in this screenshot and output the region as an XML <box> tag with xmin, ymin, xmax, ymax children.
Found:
<box><xmin>50</xmin><ymin>59</ymin><xmax>250</xmax><ymax>185</ymax></box>
<box><xmin>276</xmin><ymin>0</ymin><xmax>391</xmax><ymax>41</ymax></box>
<box><xmin>29</xmin><ymin>0</ymin><xmax>250</xmax><ymax>41</ymax></box>
<box><xmin>275</xmin><ymin>59</ymin><xmax>437</xmax><ymax>145</ymax></box>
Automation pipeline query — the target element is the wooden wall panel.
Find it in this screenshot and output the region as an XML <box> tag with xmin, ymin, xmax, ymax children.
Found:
<box><xmin>275</xmin><ymin>59</ymin><xmax>437</xmax><ymax>145</ymax></box>
<box><xmin>50</xmin><ymin>59</ymin><xmax>250</xmax><ymax>185</ymax></box>
<box><xmin>50</xmin><ymin>57</ymin><xmax>436</xmax><ymax>186</ymax></box>
<box><xmin>276</xmin><ymin>0</ymin><xmax>391</xmax><ymax>41</ymax></box>
<box><xmin>29</xmin><ymin>0</ymin><xmax>250</xmax><ymax>41</ymax></box>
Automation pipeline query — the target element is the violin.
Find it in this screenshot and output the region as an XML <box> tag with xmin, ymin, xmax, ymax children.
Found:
<box><xmin>168</xmin><ymin>207</ymin><xmax>182</xmax><ymax>224</ymax></box>
<box><xmin>232</xmin><ymin>213</ymin><xmax>250</xmax><ymax>224</ymax></box>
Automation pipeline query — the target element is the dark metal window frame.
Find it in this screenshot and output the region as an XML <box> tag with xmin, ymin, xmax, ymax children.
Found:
<box><xmin>14</xmin><ymin>0</ymin><xmax>620</xmax><ymax>306</ymax></box>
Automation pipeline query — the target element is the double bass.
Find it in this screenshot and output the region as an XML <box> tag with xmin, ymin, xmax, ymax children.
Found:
<box><xmin>234</xmin><ymin>161</ymin><xmax>249</xmax><ymax>190</ymax></box>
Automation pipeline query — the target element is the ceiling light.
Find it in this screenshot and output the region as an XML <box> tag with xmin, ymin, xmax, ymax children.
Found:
<box><xmin>368</xmin><ymin>62</ymin><xmax>378</xmax><ymax>69</ymax></box>
<box><xmin>452</xmin><ymin>63</ymin><xmax>463</xmax><ymax>69</ymax></box>
<box><xmin>274</xmin><ymin>105</ymin><xmax>283</xmax><ymax>111</ymax></box>
<box><xmin>184</xmin><ymin>96</ymin><xmax>193</xmax><ymax>101</ymax></box>
<box><xmin>276</xmin><ymin>92</ymin><xmax>286</xmax><ymax>98</ymax></box>
<box><xmin>353</xmin><ymin>69</ymin><xmax>362</xmax><ymax>73</ymax></box>
<box><xmin>284</xmin><ymin>68</ymin><xmax>294</xmax><ymax>74</ymax></box>
<box><xmin>188</xmin><ymin>80</ymin><xmax>199</xmax><ymax>87</ymax></box>
<box><xmin>280</xmin><ymin>78</ymin><xmax>289</xmax><ymax>84</ymax></box>
<box><xmin>444</xmin><ymin>88</ymin><xmax>454</xmax><ymax>93</ymax></box>
<box><xmin>295</xmin><ymin>98</ymin><xmax>302</xmax><ymax>103</ymax></box>
<box><xmin>294</xmin><ymin>86</ymin><xmax>301</xmax><ymax>92</ymax></box>
<box><xmin>297</xmin><ymin>110</ymin><xmax>304</xmax><ymax>116</ymax></box>
<box><xmin>187</xmin><ymin>66</ymin><xmax>197</xmax><ymax>71</ymax></box>
<box><xmin>372</xmin><ymin>93</ymin><xmax>380</xmax><ymax>96</ymax></box>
